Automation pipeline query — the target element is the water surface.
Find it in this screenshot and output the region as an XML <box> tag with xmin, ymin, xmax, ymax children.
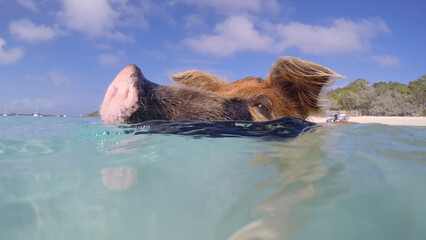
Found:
<box><xmin>0</xmin><ymin>116</ymin><xmax>425</xmax><ymax>240</ymax></box>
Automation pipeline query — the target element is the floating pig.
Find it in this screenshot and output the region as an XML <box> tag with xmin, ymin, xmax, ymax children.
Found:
<box><xmin>100</xmin><ymin>57</ymin><xmax>342</xmax><ymax>125</ymax></box>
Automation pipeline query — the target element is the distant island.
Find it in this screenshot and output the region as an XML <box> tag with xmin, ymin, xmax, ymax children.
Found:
<box><xmin>1</xmin><ymin>111</ymin><xmax>101</xmax><ymax>117</ymax></box>
<box><xmin>1</xmin><ymin>113</ymin><xmax>67</xmax><ymax>117</ymax></box>
<box><xmin>85</xmin><ymin>111</ymin><xmax>100</xmax><ymax>117</ymax></box>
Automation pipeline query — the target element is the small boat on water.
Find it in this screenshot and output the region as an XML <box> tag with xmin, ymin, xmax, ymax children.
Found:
<box><xmin>2</xmin><ymin>105</ymin><xmax>7</xmax><ymax>116</ymax></box>
<box><xmin>326</xmin><ymin>114</ymin><xmax>350</xmax><ymax>122</ymax></box>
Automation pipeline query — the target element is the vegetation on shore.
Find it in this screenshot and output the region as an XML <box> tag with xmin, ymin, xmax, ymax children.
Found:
<box><xmin>85</xmin><ymin>111</ymin><xmax>100</xmax><ymax>117</ymax></box>
<box><xmin>327</xmin><ymin>75</ymin><xmax>425</xmax><ymax>116</ymax></box>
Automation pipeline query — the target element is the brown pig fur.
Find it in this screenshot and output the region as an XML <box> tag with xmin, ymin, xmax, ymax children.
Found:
<box><xmin>169</xmin><ymin>57</ymin><xmax>343</xmax><ymax>121</ymax></box>
<box><xmin>100</xmin><ymin>57</ymin><xmax>344</xmax><ymax>124</ymax></box>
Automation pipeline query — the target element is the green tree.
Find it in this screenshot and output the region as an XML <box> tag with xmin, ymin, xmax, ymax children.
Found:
<box><xmin>328</xmin><ymin>98</ymin><xmax>340</xmax><ymax>110</ymax></box>
<box><xmin>408</xmin><ymin>76</ymin><xmax>426</xmax><ymax>109</ymax></box>
<box><xmin>373</xmin><ymin>81</ymin><xmax>411</xmax><ymax>95</ymax></box>
<box><xmin>327</xmin><ymin>75</ymin><xmax>425</xmax><ymax>116</ymax></box>
<box><xmin>346</xmin><ymin>79</ymin><xmax>370</xmax><ymax>93</ymax></box>
<box><xmin>370</xmin><ymin>91</ymin><xmax>420</xmax><ymax>116</ymax></box>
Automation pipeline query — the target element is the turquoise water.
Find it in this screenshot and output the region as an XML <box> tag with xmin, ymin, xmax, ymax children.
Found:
<box><xmin>0</xmin><ymin>116</ymin><xmax>425</xmax><ymax>240</ymax></box>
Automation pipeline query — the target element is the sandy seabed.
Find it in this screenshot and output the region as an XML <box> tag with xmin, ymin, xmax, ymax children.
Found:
<box><xmin>308</xmin><ymin>116</ymin><xmax>426</xmax><ymax>126</ymax></box>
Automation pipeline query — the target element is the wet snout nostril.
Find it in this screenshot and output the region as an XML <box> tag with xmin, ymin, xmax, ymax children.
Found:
<box><xmin>107</xmin><ymin>86</ymin><xmax>118</xmax><ymax>100</ymax></box>
<box><xmin>117</xmin><ymin>86</ymin><xmax>129</xmax><ymax>98</ymax></box>
<box><xmin>124</xmin><ymin>88</ymin><xmax>129</xmax><ymax>99</ymax></box>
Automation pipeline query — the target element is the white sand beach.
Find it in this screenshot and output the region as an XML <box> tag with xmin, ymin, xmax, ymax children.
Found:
<box><xmin>308</xmin><ymin>116</ymin><xmax>426</xmax><ymax>126</ymax></box>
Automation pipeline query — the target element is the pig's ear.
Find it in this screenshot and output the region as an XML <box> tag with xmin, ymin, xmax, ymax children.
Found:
<box><xmin>266</xmin><ymin>57</ymin><xmax>344</xmax><ymax>118</ymax></box>
<box><xmin>170</xmin><ymin>70</ymin><xmax>225</xmax><ymax>91</ymax></box>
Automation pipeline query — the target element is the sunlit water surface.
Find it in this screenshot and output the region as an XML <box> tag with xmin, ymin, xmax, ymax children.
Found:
<box><xmin>0</xmin><ymin>116</ymin><xmax>425</xmax><ymax>240</ymax></box>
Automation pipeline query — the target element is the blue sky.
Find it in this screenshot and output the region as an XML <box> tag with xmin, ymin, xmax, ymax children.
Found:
<box><xmin>0</xmin><ymin>0</ymin><xmax>425</xmax><ymax>115</ymax></box>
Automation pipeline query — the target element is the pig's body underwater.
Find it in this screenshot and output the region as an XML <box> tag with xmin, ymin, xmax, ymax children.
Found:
<box><xmin>100</xmin><ymin>57</ymin><xmax>343</xmax><ymax>125</ymax></box>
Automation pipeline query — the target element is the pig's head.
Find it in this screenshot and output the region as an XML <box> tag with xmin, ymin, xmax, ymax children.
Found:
<box><xmin>100</xmin><ymin>57</ymin><xmax>342</xmax><ymax>125</ymax></box>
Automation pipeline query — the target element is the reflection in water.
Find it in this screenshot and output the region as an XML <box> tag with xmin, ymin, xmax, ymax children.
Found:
<box><xmin>101</xmin><ymin>166</ymin><xmax>138</xmax><ymax>191</ymax></box>
<box><xmin>2</xmin><ymin>117</ymin><xmax>425</xmax><ymax>240</ymax></box>
<box><xmin>229</xmin><ymin>130</ymin><xmax>329</xmax><ymax>240</ymax></box>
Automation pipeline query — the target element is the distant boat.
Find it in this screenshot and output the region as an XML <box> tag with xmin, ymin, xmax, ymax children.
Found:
<box><xmin>33</xmin><ymin>107</ymin><xmax>43</xmax><ymax>117</ymax></box>
<box><xmin>1</xmin><ymin>113</ymin><xmax>7</xmax><ymax>117</ymax></box>
<box><xmin>326</xmin><ymin>114</ymin><xmax>350</xmax><ymax>123</ymax></box>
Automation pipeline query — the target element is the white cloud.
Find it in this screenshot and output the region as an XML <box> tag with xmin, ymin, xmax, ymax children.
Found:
<box><xmin>58</xmin><ymin>0</ymin><xmax>119</xmax><ymax>37</ymax></box>
<box><xmin>9</xmin><ymin>98</ymin><xmax>55</xmax><ymax>113</ymax></box>
<box><xmin>276</xmin><ymin>18</ymin><xmax>390</xmax><ymax>55</ymax></box>
<box><xmin>179</xmin><ymin>58</ymin><xmax>217</xmax><ymax>64</ymax></box>
<box><xmin>57</xmin><ymin>0</ymin><xmax>148</xmax><ymax>41</ymax></box>
<box><xmin>17</xmin><ymin>0</ymin><xmax>38</xmax><ymax>12</ymax></box>
<box><xmin>184</xmin><ymin>17</ymin><xmax>390</xmax><ymax>57</ymax></box>
<box><xmin>0</xmin><ymin>38</ymin><xmax>23</xmax><ymax>64</ymax></box>
<box><xmin>9</xmin><ymin>98</ymin><xmax>56</xmax><ymax>113</ymax></box>
<box><xmin>184</xmin><ymin>14</ymin><xmax>207</xmax><ymax>29</ymax></box>
<box><xmin>9</xmin><ymin>19</ymin><xmax>57</xmax><ymax>42</ymax></box>
<box><xmin>48</xmin><ymin>71</ymin><xmax>78</xmax><ymax>90</ymax></box>
<box><xmin>185</xmin><ymin>16</ymin><xmax>274</xmax><ymax>56</ymax></box>
<box><xmin>7</xmin><ymin>97</ymin><xmax>97</xmax><ymax>115</ymax></box>
<box><xmin>96</xmin><ymin>43</ymin><xmax>113</xmax><ymax>50</ymax></box>
<box><xmin>141</xmin><ymin>49</ymin><xmax>167</xmax><ymax>60</ymax></box>
<box><xmin>98</xmin><ymin>51</ymin><xmax>127</xmax><ymax>66</ymax></box>
<box><xmin>371</xmin><ymin>55</ymin><xmax>400</xmax><ymax>67</ymax></box>
<box><xmin>171</xmin><ymin>0</ymin><xmax>280</xmax><ymax>15</ymax></box>
<box><xmin>25</xmin><ymin>70</ymin><xmax>79</xmax><ymax>90</ymax></box>
<box><xmin>25</xmin><ymin>73</ymin><xmax>47</xmax><ymax>83</ymax></box>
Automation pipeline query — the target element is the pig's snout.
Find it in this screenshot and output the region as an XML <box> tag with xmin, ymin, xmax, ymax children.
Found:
<box><xmin>100</xmin><ymin>64</ymin><xmax>145</xmax><ymax>125</ymax></box>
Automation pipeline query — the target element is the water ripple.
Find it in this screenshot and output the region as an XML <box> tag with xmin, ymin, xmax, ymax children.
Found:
<box><xmin>120</xmin><ymin>116</ymin><xmax>316</xmax><ymax>140</ymax></box>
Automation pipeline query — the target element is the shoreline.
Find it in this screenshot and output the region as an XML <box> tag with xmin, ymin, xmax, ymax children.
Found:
<box><xmin>308</xmin><ymin>116</ymin><xmax>426</xmax><ymax>126</ymax></box>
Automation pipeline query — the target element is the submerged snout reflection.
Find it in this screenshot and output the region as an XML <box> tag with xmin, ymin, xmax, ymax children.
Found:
<box><xmin>101</xmin><ymin>166</ymin><xmax>138</xmax><ymax>191</ymax></box>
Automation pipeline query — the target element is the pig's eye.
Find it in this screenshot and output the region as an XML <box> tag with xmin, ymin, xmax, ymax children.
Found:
<box><xmin>256</xmin><ymin>103</ymin><xmax>266</xmax><ymax>110</ymax></box>
<box><xmin>251</xmin><ymin>95</ymin><xmax>273</xmax><ymax>119</ymax></box>
<box><xmin>255</xmin><ymin>103</ymin><xmax>270</xmax><ymax>117</ymax></box>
